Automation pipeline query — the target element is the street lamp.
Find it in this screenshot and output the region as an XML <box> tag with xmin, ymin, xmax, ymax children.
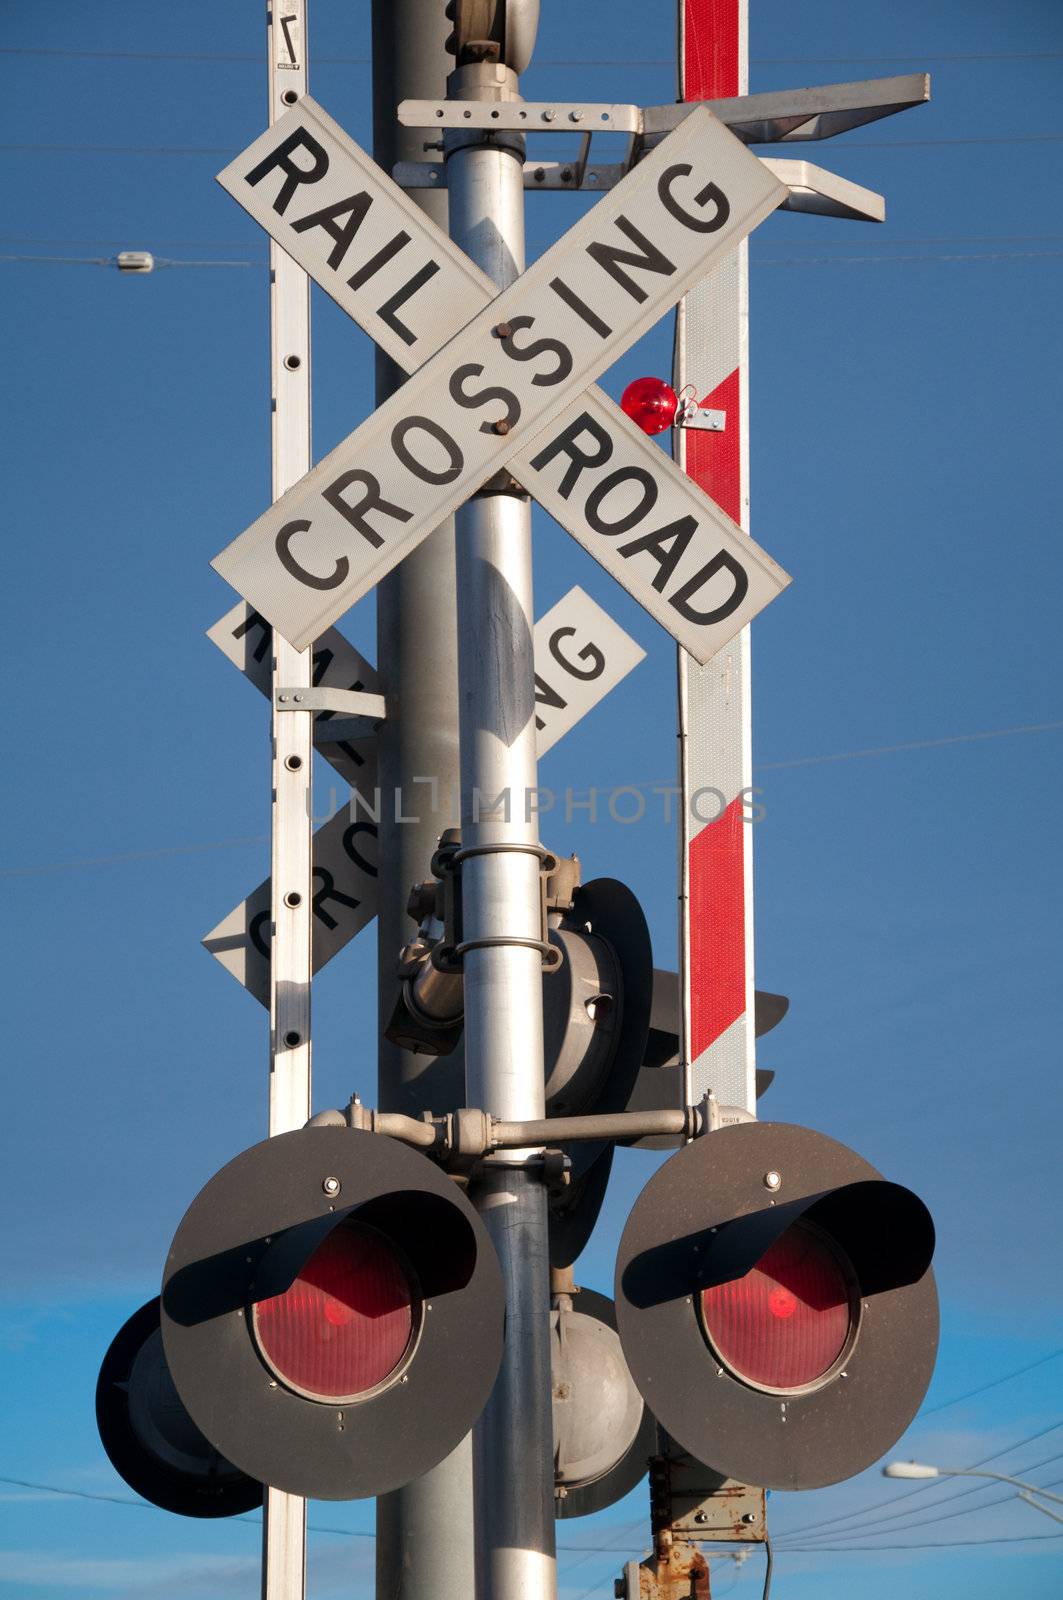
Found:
<box><xmin>883</xmin><ymin>1461</ymin><xmax>1063</xmax><ymax>1524</ymax></box>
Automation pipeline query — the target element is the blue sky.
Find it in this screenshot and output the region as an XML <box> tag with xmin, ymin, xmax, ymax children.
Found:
<box><xmin>2</xmin><ymin>0</ymin><xmax>1062</xmax><ymax>1596</ymax></box>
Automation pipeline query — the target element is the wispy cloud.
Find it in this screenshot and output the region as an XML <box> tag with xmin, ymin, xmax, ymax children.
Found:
<box><xmin>0</xmin><ymin>1540</ymin><xmax>376</xmax><ymax>1598</ymax></box>
<box><xmin>0</xmin><ymin>1550</ymin><xmax>260</xmax><ymax>1593</ymax></box>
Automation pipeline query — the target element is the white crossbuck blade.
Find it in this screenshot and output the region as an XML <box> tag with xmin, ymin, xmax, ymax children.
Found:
<box><xmin>214</xmin><ymin>97</ymin><xmax>791</xmax><ymax>663</ymax></box>
<box><xmin>204</xmin><ymin>590</ymin><xmax>646</xmax><ymax>1002</ymax></box>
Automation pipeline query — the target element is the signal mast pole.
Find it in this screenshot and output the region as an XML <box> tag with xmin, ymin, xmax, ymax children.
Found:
<box><xmin>370</xmin><ymin>6</ymin><xmax>477</xmax><ymax>1600</ymax></box>
<box><xmin>445</xmin><ymin>18</ymin><xmax>558</xmax><ymax>1600</ymax></box>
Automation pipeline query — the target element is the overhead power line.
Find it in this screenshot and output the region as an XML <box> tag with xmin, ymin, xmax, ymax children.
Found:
<box><xmin>7</xmin><ymin>230</ymin><xmax>1063</xmax><ymax>250</ymax></box>
<box><xmin>0</xmin><ymin>1473</ymin><xmax>649</xmax><ymax>1556</ymax></box>
<box><xmin>3</xmin><ymin>134</ymin><xmax>1062</xmax><ymax>156</ymax></box>
<box><xmin>4</xmin><ymin>716</ymin><xmax>1060</xmax><ymax>878</ymax></box>
<box><xmin>2</xmin><ymin>45</ymin><xmax>1062</xmax><ymax>65</ymax></box>
<box><xmin>778</xmin><ymin>1459</ymin><xmax>1063</xmax><ymax>1547</ymax></box>
<box><xmin>776</xmin><ymin>1421</ymin><xmax>1063</xmax><ymax>1543</ymax></box>
<box><xmin>6</xmin><ymin>248</ymin><xmax>1063</xmax><ymax>271</ymax></box>
<box><xmin>0</xmin><ymin>252</ymin><xmax>252</xmax><ymax>267</ymax></box>
<box><xmin>781</xmin><ymin>1532</ymin><xmax>1063</xmax><ymax>1551</ymax></box>
<box><xmin>921</xmin><ymin>1348</ymin><xmax>1063</xmax><ymax>1417</ymax></box>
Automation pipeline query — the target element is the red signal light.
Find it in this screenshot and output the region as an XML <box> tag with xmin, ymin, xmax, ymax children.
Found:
<box><xmin>700</xmin><ymin>1221</ymin><xmax>855</xmax><ymax>1393</ymax></box>
<box><xmin>620</xmin><ymin>377</ymin><xmax>679</xmax><ymax>435</ymax></box>
<box><xmin>253</xmin><ymin>1221</ymin><xmax>418</xmax><ymax>1402</ymax></box>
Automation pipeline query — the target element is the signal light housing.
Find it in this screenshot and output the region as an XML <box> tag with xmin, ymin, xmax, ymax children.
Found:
<box><xmin>96</xmin><ymin>1298</ymin><xmax>262</xmax><ymax>1518</ymax></box>
<box><xmin>544</xmin><ymin>878</ymin><xmax>653</xmax><ymax>1267</ymax></box>
<box><xmin>553</xmin><ymin>1287</ymin><xmax>658</xmax><ymax>1520</ymax></box>
<box><xmin>620</xmin><ymin>376</ymin><xmax>680</xmax><ymax>435</ymax></box>
<box><xmin>160</xmin><ymin>1125</ymin><xmax>505</xmax><ymax>1501</ymax></box>
<box><xmin>614</xmin><ymin>1122</ymin><xmax>938</xmax><ymax>1490</ymax></box>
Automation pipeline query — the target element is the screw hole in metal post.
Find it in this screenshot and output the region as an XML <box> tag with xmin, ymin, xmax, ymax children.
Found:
<box><xmin>282</xmin><ymin>89</ymin><xmax>299</xmax><ymax>105</ymax></box>
<box><xmin>284</xmin><ymin>354</ymin><xmax>301</xmax><ymax>371</ymax></box>
<box><xmin>285</xmin><ymin>891</ymin><xmax>302</xmax><ymax>908</ymax></box>
<box><xmin>285</xmin><ymin>754</ymin><xmax>303</xmax><ymax>771</ymax></box>
<box><xmin>284</xmin><ymin>1030</ymin><xmax>301</xmax><ymax>1047</ymax></box>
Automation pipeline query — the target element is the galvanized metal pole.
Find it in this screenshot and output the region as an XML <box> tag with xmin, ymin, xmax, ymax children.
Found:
<box><xmin>264</xmin><ymin>2</ymin><xmax>311</xmax><ymax>1597</ymax></box>
<box><xmin>370</xmin><ymin>7</ymin><xmax>476</xmax><ymax>1600</ymax></box>
<box><xmin>446</xmin><ymin>55</ymin><xmax>557</xmax><ymax>1600</ymax></box>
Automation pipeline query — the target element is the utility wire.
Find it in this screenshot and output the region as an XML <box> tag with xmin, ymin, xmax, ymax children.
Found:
<box><xmin>921</xmin><ymin>1348</ymin><xmax>1063</xmax><ymax>1417</ymax></box>
<box><xmin>782</xmin><ymin>1531</ymin><xmax>1063</xmax><ymax>1551</ymax></box>
<box><xmin>2</xmin><ymin>46</ymin><xmax>1062</xmax><ymax>65</ymax></box>
<box><xmin>778</xmin><ymin>1459</ymin><xmax>1063</xmax><ymax>1547</ymax></box>
<box><xmin>8</xmin><ymin>244</ymin><xmax>1063</xmax><ymax>267</ymax></box>
<box><xmin>755</xmin><ymin>250</ymin><xmax>1063</xmax><ymax>265</ymax></box>
<box><xmin>4</xmin><ymin>716</ymin><xmax>1060</xmax><ymax>878</ymax></box>
<box><xmin>3</xmin><ymin>134</ymin><xmax>1062</xmax><ymax>156</ymax></box>
<box><xmin>776</xmin><ymin>1421</ymin><xmax>1063</xmax><ymax>1543</ymax></box>
<box><xmin>0</xmin><ymin>252</ymin><xmax>253</xmax><ymax>267</ymax></box>
<box><xmin>7</xmin><ymin>230</ymin><xmax>1063</xmax><ymax>250</ymax></box>
<box><xmin>0</xmin><ymin>1474</ymin><xmax>647</xmax><ymax>1555</ymax></box>
<box><xmin>0</xmin><ymin>835</ymin><xmax>268</xmax><ymax>878</ymax></box>
<box><xmin>753</xmin><ymin>719</ymin><xmax>1063</xmax><ymax>772</ymax></box>
<box><xmin>6</xmin><ymin>244</ymin><xmax>1063</xmax><ymax>267</ymax></box>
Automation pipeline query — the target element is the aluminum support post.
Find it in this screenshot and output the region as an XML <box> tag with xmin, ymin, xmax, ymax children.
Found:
<box><xmin>264</xmin><ymin>2</ymin><xmax>311</xmax><ymax>1597</ymax></box>
<box><xmin>447</xmin><ymin>58</ymin><xmax>557</xmax><ymax>1600</ymax></box>
<box><xmin>676</xmin><ymin>0</ymin><xmax>758</xmax><ymax>1117</ymax></box>
<box><xmin>370</xmin><ymin>7</ymin><xmax>475</xmax><ymax>1600</ymax></box>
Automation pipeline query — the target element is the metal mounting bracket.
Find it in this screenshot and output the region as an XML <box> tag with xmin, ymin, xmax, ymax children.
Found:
<box><xmin>274</xmin><ymin>686</ymin><xmax>386</xmax><ymax>742</ymax></box>
<box><xmin>678</xmin><ymin>407</ymin><xmax>726</xmax><ymax>433</ymax></box>
<box><xmin>396</xmin><ymin>72</ymin><xmax>923</xmax><ymax>214</ymax></box>
<box><xmin>394</xmin><ymin>155</ymin><xmax>886</xmax><ymax>220</ymax></box>
<box><xmin>399</xmin><ymin>74</ymin><xmax>929</xmax><ymax>143</ymax></box>
<box><xmin>761</xmin><ymin>157</ymin><xmax>885</xmax><ymax>222</ymax></box>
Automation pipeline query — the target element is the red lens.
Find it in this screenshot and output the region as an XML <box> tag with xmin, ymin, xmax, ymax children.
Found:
<box><xmin>253</xmin><ymin>1222</ymin><xmax>416</xmax><ymax>1401</ymax></box>
<box><xmin>700</xmin><ymin>1223</ymin><xmax>853</xmax><ymax>1392</ymax></box>
<box><xmin>620</xmin><ymin>376</ymin><xmax>679</xmax><ymax>435</ymax></box>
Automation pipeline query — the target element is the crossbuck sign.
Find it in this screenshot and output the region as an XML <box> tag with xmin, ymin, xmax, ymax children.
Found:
<box><xmin>214</xmin><ymin>97</ymin><xmax>791</xmax><ymax>663</ymax></box>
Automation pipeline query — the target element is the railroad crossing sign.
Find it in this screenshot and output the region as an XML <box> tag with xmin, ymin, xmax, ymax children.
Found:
<box><xmin>213</xmin><ymin>96</ymin><xmax>790</xmax><ymax>663</ymax></box>
<box><xmin>204</xmin><ymin>588</ymin><xmax>645</xmax><ymax>1003</ymax></box>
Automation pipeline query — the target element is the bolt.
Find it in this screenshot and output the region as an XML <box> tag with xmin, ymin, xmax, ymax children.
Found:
<box><xmin>493</xmin><ymin>418</ymin><xmax>511</xmax><ymax>435</ymax></box>
<box><xmin>542</xmin><ymin>108</ymin><xmax>556</xmax><ymax>122</ymax></box>
<box><xmin>763</xmin><ymin>1169</ymin><xmax>782</xmax><ymax>1191</ymax></box>
<box><xmin>569</xmin><ymin>109</ymin><xmax>584</xmax><ymax>123</ymax></box>
<box><xmin>560</xmin><ymin>168</ymin><xmax>572</xmax><ymax>182</ymax></box>
<box><xmin>694</xmin><ymin>1511</ymin><xmax>708</xmax><ymax>1524</ymax></box>
<box><xmin>322</xmin><ymin>1175</ymin><xmax>341</xmax><ymax>1197</ymax></box>
<box><xmin>533</xmin><ymin>167</ymin><xmax>545</xmax><ymax>182</ymax></box>
<box><xmin>278</xmin><ymin>694</ymin><xmax>288</xmax><ymax>703</ymax></box>
<box><xmin>614</xmin><ymin>1583</ymin><xmax>625</xmax><ymax>1599</ymax></box>
<box><xmin>741</xmin><ymin>1512</ymin><xmax>757</xmax><ymax>1525</ymax></box>
<box><xmin>492</xmin><ymin>321</ymin><xmax>512</xmax><ymax>339</ymax></box>
<box><xmin>293</xmin><ymin>693</ymin><xmax>303</xmax><ymax>703</ymax></box>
